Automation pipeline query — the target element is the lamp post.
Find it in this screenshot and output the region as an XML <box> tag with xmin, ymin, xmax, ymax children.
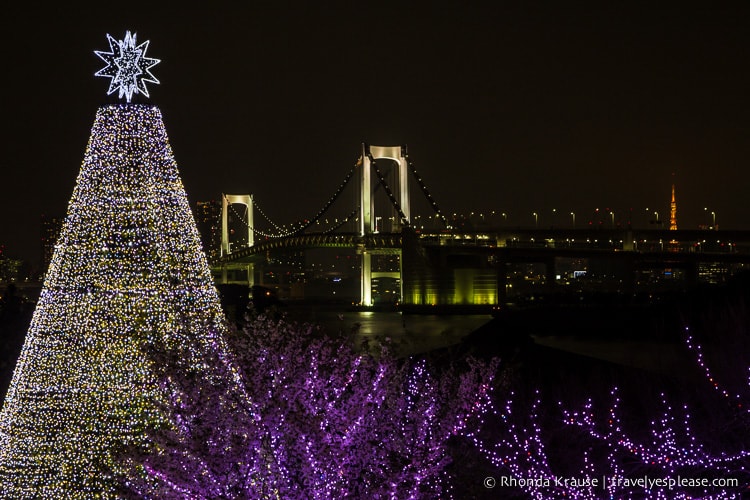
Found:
<box><xmin>703</xmin><ymin>208</ymin><xmax>716</xmax><ymax>229</ymax></box>
<box><xmin>532</xmin><ymin>212</ymin><xmax>538</xmax><ymax>228</ymax></box>
<box><xmin>610</xmin><ymin>211</ymin><xmax>615</xmax><ymax>227</ymax></box>
<box><xmin>654</xmin><ymin>211</ymin><xmax>660</xmax><ymax>225</ymax></box>
<box><xmin>570</xmin><ymin>212</ymin><xmax>575</xmax><ymax>228</ymax></box>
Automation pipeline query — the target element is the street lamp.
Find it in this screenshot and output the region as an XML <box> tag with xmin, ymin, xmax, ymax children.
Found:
<box><xmin>704</xmin><ymin>207</ymin><xmax>717</xmax><ymax>229</ymax></box>
<box><xmin>610</xmin><ymin>211</ymin><xmax>615</xmax><ymax>227</ymax></box>
<box><xmin>570</xmin><ymin>212</ymin><xmax>575</xmax><ymax>228</ymax></box>
<box><xmin>654</xmin><ymin>211</ymin><xmax>660</xmax><ymax>225</ymax></box>
<box><xmin>532</xmin><ymin>212</ymin><xmax>538</xmax><ymax>228</ymax></box>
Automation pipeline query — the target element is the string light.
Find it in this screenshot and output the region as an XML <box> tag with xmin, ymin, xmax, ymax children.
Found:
<box><xmin>222</xmin><ymin>162</ymin><xmax>359</xmax><ymax>240</ymax></box>
<box><xmin>407</xmin><ymin>159</ymin><xmax>448</xmax><ymax>228</ymax></box>
<box><xmin>124</xmin><ymin>315</ymin><xmax>499</xmax><ymax>498</ymax></box>
<box><xmin>0</xmin><ymin>104</ymin><xmax>228</xmax><ymax>497</ymax></box>
<box><xmin>221</xmin><ymin>152</ymin><xmax>448</xmax><ymax>248</ymax></box>
<box><xmin>463</xmin><ymin>325</ymin><xmax>750</xmax><ymax>500</ymax></box>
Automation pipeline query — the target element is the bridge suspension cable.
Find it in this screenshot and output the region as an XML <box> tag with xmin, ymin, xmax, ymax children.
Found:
<box><xmin>222</xmin><ymin>194</ymin><xmax>301</xmax><ymax>238</ymax></box>
<box><xmin>407</xmin><ymin>159</ymin><xmax>449</xmax><ymax>228</ymax></box>
<box><xmin>222</xmin><ymin>195</ymin><xmax>279</xmax><ymax>238</ymax></box>
<box><xmin>290</xmin><ymin>158</ymin><xmax>360</xmax><ymax>236</ymax></box>
<box><xmin>251</xmin><ymin>197</ymin><xmax>287</xmax><ymax>234</ymax></box>
<box><xmin>222</xmin><ymin>159</ymin><xmax>359</xmax><ymax>240</ymax></box>
<box><xmin>322</xmin><ymin>206</ymin><xmax>360</xmax><ymax>234</ymax></box>
<box><xmin>222</xmin><ymin>151</ymin><xmax>448</xmax><ymax>246</ymax></box>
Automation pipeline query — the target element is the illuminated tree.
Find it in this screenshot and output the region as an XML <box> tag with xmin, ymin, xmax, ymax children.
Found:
<box><xmin>0</xmin><ymin>103</ymin><xmax>227</xmax><ymax>498</ymax></box>
<box><xmin>460</xmin><ymin>300</ymin><xmax>750</xmax><ymax>500</ymax></box>
<box><xmin>122</xmin><ymin>313</ymin><xmax>498</xmax><ymax>499</ymax></box>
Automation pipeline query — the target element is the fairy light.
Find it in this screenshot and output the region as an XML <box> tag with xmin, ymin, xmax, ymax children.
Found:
<box><xmin>460</xmin><ymin>319</ymin><xmax>750</xmax><ymax>498</ymax></box>
<box><xmin>407</xmin><ymin>159</ymin><xmax>448</xmax><ymax>228</ymax></box>
<box><xmin>222</xmin><ymin>152</ymin><xmax>445</xmax><ymax>243</ymax></box>
<box><xmin>222</xmin><ymin>163</ymin><xmax>358</xmax><ymax>242</ymax></box>
<box><xmin>0</xmin><ymin>104</ymin><xmax>228</xmax><ymax>497</ymax></box>
<box><xmin>466</xmin><ymin>377</ymin><xmax>750</xmax><ymax>499</ymax></box>
<box><xmin>684</xmin><ymin>326</ymin><xmax>746</xmax><ymax>409</ymax></box>
<box><xmin>123</xmin><ymin>314</ymin><xmax>498</xmax><ymax>498</ymax></box>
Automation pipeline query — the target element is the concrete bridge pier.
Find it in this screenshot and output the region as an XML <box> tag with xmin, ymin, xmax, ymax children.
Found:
<box><xmin>361</xmin><ymin>250</ymin><xmax>372</xmax><ymax>306</ymax></box>
<box><xmin>360</xmin><ymin>247</ymin><xmax>402</xmax><ymax>307</ymax></box>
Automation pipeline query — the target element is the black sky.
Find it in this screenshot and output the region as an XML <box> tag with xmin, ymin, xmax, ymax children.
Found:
<box><xmin>3</xmin><ymin>2</ymin><xmax>750</xmax><ymax>265</ymax></box>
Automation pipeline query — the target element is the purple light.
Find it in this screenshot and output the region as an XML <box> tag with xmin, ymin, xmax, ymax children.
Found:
<box><xmin>123</xmin><ymin>314</ymin><xmax>498</xmax><ymax>498</ymax></box>
<box><xmin>462</xmin><ymin>323</ymin><xmax>750</xmax><ymax>499</ymax></box>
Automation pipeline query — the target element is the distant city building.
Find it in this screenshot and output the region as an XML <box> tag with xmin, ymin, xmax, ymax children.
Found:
<box><xmin>0</xmin><ymin>255</ymin><xmax>23</xmax><ymax>283</ymax></box>
<box><xmin>194</xmin><ymin>200</ymin><xmax>222</xmax><ymax>261</ymax></box>
<box><xmin>41</xmin><ymin>214</ymin><xmax>63</xmax><ymax>271</ymax></box>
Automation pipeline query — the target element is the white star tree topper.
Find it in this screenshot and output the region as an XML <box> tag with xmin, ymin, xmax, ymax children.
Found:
<box><xmin>95</xmin><ymin>31</ymin><xmax>160</xmax><ymax>102</ymax></box>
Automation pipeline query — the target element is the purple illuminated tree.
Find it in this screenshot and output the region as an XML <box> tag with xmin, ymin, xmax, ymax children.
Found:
<box><xmin>122</xmin><ymin>312</ymin><xmax>498</xmax><ymax>498</ymax></box>
<box><xmin>461</xmin><ymin>287</ymin><xmax>750</xmax><ymax>499</ymax></box>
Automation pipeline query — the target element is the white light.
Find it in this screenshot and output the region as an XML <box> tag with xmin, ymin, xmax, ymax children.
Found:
<box><xmin>95</xmin><ymin>31</ymin><xmax>160</xmax><ymax>102</ymax></box>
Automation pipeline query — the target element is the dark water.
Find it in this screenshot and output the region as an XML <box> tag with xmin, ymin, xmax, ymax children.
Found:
<box><xmin>282</xmin><ymin>305</ymin><xmax>492</xmax><ymax>356</ymax></box>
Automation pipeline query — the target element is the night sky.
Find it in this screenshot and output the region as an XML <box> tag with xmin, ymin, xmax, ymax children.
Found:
<box><xmin>3</xmin><ymin>2</ymin><xmax>750</xmax><ymax>265</ymax></box>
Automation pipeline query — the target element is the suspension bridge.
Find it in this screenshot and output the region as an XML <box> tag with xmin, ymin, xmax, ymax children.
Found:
<box><xmin>215</xmin><ymin>143</ymin><xmax>445</xmax><ymax>306</ymax></box>
<box><xmin>214</xmin><ymin>143</ymin><xmax>750</xmax><ymax>309</ymax></box>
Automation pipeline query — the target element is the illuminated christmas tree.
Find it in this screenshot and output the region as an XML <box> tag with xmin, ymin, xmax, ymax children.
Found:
<box><xmin>0</xmin><ymin>32</ymin><xmax>227</xmax><ymax>498</ymax></box>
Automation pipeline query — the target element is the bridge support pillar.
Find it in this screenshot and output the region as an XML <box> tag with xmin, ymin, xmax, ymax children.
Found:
<box><xmin>358</xmin><ymin>144</ymin><xmax>410</xmax><ymax>304</ymax></box>
<box><xmin>399</xmin><ymin>251</ymin><xmax>404</xmax><ymax>304</ymax></box>
<box><xmin>361</xmin><ymin>251</ymin><xmax>372</xmax><ymax>306</ymax></box>
<box><xmin>247</xmin><ymin>263</ymin><xmax>255</xmax><ymax>288</ymax></box>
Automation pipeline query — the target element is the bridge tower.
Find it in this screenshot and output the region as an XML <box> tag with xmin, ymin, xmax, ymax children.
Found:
<box><xmin>360</xmin><ymin>144</ymin><xmax>411</xmax><ymax>235</ymax></box>
<box><xmin>359</xmin><ymin>144</ymin><xmax>410</xmax><ymax>306</ymax></box>
<box><xmin>220</xmin><ymin>193</ymin><xmax>254</xmax><ymax>285</ymax></box>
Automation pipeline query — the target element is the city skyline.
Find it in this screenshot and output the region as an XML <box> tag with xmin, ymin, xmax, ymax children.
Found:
<box><xmin>3</xmin><ymin>3</ymin><xmax>750</xmax><ymax>264</ymax></box>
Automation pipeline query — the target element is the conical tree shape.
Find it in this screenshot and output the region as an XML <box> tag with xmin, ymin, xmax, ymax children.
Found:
<box><xmin>0</xmin><ymin>104</ymin><xmax>227</xmax><ymax>497</ymax></box>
